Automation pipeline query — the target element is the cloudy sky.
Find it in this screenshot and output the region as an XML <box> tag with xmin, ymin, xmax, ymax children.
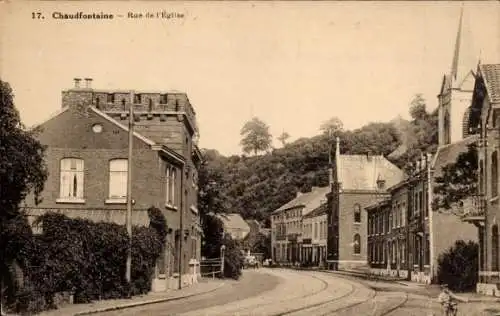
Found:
<box><xmin>1</xmin><ymin>1</ymin><xmax>499</xmax><ymax>155</ymax></box>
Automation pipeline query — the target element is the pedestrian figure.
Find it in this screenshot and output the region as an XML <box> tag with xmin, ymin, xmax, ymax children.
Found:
<box><xmin>437</xmin><ymin>284</ymin><xmax>468</xmax><ymax>316</ymax></box>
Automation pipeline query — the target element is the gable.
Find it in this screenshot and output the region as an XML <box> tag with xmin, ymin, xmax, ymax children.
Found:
<box><xmin>456</xmin><ymin>70</ymin><xmax>476</xmax><ymax>91</ymax></box>
<box><xmin>36</xmin><ymin>106</ymin><xmax>151</xmax><ymax>150</ymax></box>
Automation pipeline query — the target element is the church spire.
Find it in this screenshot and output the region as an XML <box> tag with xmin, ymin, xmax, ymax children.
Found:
<box><xmin>450</xmin><ymin>4</ymin><xmax>464</xmax><ymax>81</ymax></box>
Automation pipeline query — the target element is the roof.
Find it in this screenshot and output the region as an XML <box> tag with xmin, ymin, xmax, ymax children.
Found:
<box><xmin>218</xmin><ymin>213</ymin><xmax>250</xmax><ymax>232</ymax></box>
<box><xmin>337</xmin><ymin>155</ymin><xmax>404</xmax><ymax>191</ymax></box>
<box><xmin>431</xmin><ymin>134</ymin><xmax>478</xmax><ymax>178</ymax></box>
<box><xmin>479</xmin><ymin>64</ymin><xmax>500</xmax><ymax>104</ymax></box>
<box><xmin>272</xmin><ymin>186</ymin><xmax>329</xmax><ymax>214</ymax></box>
<box><xmin>303</xmin><ymin>203</ymin><xmax>327</xmax><ymax>219</ymax></box>
<box><xmin>365</xmin><ymin>198</ymin><xmax>391</xmax><ymax>211</ymax></box>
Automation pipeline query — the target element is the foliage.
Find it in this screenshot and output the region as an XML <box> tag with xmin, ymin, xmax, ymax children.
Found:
<box><xmin>390</xmin><ymin>94</ymin><xmax>439</xmax><ymax>171</ymax></box>
<box><xmin>437</xmin><ymin>240</ymin><xmax>478</xmax><ymax>292</ymax></box>
<box><xmin>240</xmin><ymin>117</ymin><xmax>273</xmax><ymax>155</ymax></box>
<box><xmin>202</xmin><ymin>118</ymin><xmax>402</xmax><ymax>223</ymax></box>
<box><xmin>277</xmin><ymin>131</ymin><xmax>291</xmax><ymax>147</ymax></box>
<box><xmin>221</xmin><ymin>236</ymin><xmax>245</xmax><ymax>280</ymax></box>
<box><xmin>201</xmin><ymin>214</ymin><xmax>225</xmax><ymax>259</ymax></box>
<box><xmin>319</xmin><ymin>116</ymin><xmax>344</xmax><ymax>135</ymax></box>
<box><xmin>433</xmin><ymin>143</ymin><xmax>478</xmax><ymax>210</ymax></box>
<box><xmin>0</xmin><ymin>80</ymin><xmax>48</xmax><ymax>220</ymax></box>
<box><xmin>8</xmin><ymin>208</ymin><xmax>167</xmax><ymax>314</ymax></box>
<box><xmin>250</xmin><ymin>233</ymin><xmax>271</xmax><ymax>259</ymax></box>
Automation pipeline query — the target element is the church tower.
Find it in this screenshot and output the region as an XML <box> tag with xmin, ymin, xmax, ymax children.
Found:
<box><xmin>438</xmin><ymin>6</ymin><xmax>478</xmax><ymax>146</ymax></box>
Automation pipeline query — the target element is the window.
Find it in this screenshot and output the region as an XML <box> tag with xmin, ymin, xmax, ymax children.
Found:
<box><xmin>479</xmin><ymin>160</ymin><xmax>484</xmax><ymax>195</ymax></box>
<box><xmin>106</xmin><ymin>93</ymin><xmax>114</xmax><ymax>103</ymax></box>
<box><xmin>109</xmin><ymin>159</ymin><xmax>128</xmax><ymax>199</ymax></box>
<box><xmin>354</xmin><ymin>204</ymin><xmax>361</xmax><ymax>223</ymax></box>
<box><xmin>59</xmin><ymin>158</ymin><xmax>84</xmax><ymax>200</ymax></box>
<box><xmin>160</xmin><ymin>94</ymin><xmax>168</xmax><ymax>104</ymax></box>
<box><xmin>134</xmin><ymin>94</ymin><xmax>142</xmax><ymax>104</ymax></box>
<box><xmin>353</xmin><ymin>234</ymin><xmax>361</xmax><ymax>254</ymax></box>
<box><xmin>165</xmin><ymin>165</ymin><xmax>177</xmax><ymax>207</ymax></box>
<box><xmin>314</xmin><ymin>222</ymin><xmax>318</xmax><ymax>239</ymax></box>
<box><xmin>148</xmin><ymin>99</ymin><xmax>153</xmax><ymax>112</ymax></box>
<box><xmin>425</xmin><ymin>235</ymin><xmax>430</xmax><ymax>265</ymax></box>
<box><xmin>492</xmin><ymin>152</ymin><xmax>498</xmax><ymax>198</ymax></box>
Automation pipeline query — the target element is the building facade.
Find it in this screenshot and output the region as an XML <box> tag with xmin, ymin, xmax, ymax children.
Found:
<box><xmin>22</xmin><ymin>78</ymin><xmax>203</xmax><ymax>291</ymax></box>
<box><xmin>366</xmin><ymin>147</ymin><xmax>478</xmax><ymax>284</ymax></box>
<box><xmin>367</xmin><ymin>181</ymin><xmax>409</xmax><ymax>279</ymax></box>
<box><xmin>271</xmin><ymin>187</ymin><xmax>329</xmax><ymax>264</ymax></box>
<box><xmin>301</xmin><ymin>203</ymin><xmax>328</xmax><ymax>266</ymax></box>
<box><xmin>465</xmin><ymin>64</ymin><xmax>500</xmax><ymax>296</ymax></box>
<box><xmin>218</xmin><ymin>213</ymin><xmax>251</xmax><ymax>241</ymax></box>
<box><xmin>326</xmin><ymin>138</ymin><xmax>404</xmax><ymax>270</ymax></box>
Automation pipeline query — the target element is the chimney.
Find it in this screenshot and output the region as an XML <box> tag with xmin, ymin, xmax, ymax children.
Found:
<box><xmin>74</xmin><ymin>78</ymin><xmax>82</xmax><ymax>88</ymax></box>
<box><xmin>84</xmin><ymin>78</ymin><xmax>93</xmax><ymax>89</ymax></box>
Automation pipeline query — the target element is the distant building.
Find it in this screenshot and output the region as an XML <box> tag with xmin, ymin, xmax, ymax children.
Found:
<box><xmin>465</xmin><ymin>63</ymin><xmax>500</xmax><ymax>296</ymax></box>
<box><xmin>21</xmin><ymin>78</ymin><xmax>203</xmax><ymax>291</ymax></box>
<box><xmin>327</xmin><ymin>138</ymin><xmax>404</xmax><ymax>270</ymax></box>
<box><xmin>302</xmin><ymin>202</ymin><xmax>328</xmax><ymax>266</ymax></box>
<box><xmin>218</xmin><ymin>213</ymin><xmax>251</xmax><ymax>241</ymax></box>
<box><xmin>271</xmin><ymin>186</ymin><xmax>329</xmax><ymax>264</ymax></box>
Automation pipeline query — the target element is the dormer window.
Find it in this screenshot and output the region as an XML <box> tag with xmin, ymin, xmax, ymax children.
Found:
<box><xmin>377</xmin><ymin>179</ymin><xmax>386</xmax><ymax>190</ymax></box>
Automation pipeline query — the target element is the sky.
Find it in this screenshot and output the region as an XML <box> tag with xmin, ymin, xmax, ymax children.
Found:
<box><xmin>1</xmin><ymin>1</ymin><xmax>499</xmax><ymax>156</ymax></box>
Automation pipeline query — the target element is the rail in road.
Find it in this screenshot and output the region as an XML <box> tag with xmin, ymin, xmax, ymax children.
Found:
<box><xmin>181</xmin><ymin>268</ymin><xmax>411</xmax><ymax>316</ymax></box>
<box><xmin>273</xmin><ymin>275</ymin><xmax>410</xmax><ymax>316</ymax></box>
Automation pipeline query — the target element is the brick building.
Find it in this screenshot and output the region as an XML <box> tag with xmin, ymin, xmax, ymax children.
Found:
<box><xmin>22</xmin><ymin>78</ymin><xmax>203</xmax><ymax>291</ymax></box>
<box><xmin>270</xmin><ymin>186</ymin><xmax>329</xmax><ymax>264</ymax></box>
<box><xmin>366</xmin><ymin>180</ymin><xmax>409</xmax><ymax>279</ymax></box>
<box><xmin>465</xmin><ymin>63</ymin><xmax>500</xmax><ymax>296</ymax></box>
<box><xmin>326</xmin><ymin>137</ymin><xmax>404</xmax><ymax>270</ymax></box>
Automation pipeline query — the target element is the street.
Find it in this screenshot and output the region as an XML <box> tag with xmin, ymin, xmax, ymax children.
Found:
<box><xmin>93</xmin><ymin>268</ymin><xmax>498</xmax><ymax>316</ymax></box>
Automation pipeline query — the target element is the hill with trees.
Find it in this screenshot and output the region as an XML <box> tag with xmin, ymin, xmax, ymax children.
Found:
<box><xmin>199</xmin><ymin>94</ymin><xmax>438</xmax><ymax>226</ymax></box>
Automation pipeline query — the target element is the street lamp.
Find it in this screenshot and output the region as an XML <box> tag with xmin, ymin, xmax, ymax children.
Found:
<box><xmin>220</xmin><ymin>245</ymin><xmax>226</xmax><ymax>277</ymax></box>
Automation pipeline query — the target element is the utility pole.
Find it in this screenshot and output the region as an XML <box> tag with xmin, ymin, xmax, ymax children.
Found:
<box><xmin>125</xmin><ymin>91</ymin><xmax>134</xmax><ymax>291</ymax></box>
<box><xmin>178</xmin><ymin>168</ymin><xmax>184</xmax><ymax>290</ymax></box>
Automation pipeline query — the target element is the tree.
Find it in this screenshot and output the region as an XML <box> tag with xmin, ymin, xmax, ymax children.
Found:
<box><xmin>1</xmin><ymin>80</ymin><xmax>48</xmax><ymax>312</ymax></box>
<box><xmin>240</xmin><ymin>117</ymin><xmax>273</xmax><ymax>155</ymax></box>
<box><xmin>0</xmin><ymin>80</ymin><xmax>48</xmax><ymax>219</ymax></box>
<box><xmin>319</xmin><ymin>117</ymin><xmax>344</xmax><ymax>136</ymax></box>
<box><xmin>277</xmin><ymin>131</ymin><xmax>290</xmax><ymax>147</ymax></box>
<box><xmin>432</xmin><ymin>143</ymin><xmax>478</xmax><ymax>211</ymax></box>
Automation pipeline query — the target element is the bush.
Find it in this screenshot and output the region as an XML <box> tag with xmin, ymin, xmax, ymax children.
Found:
<box><xmin>437</xmin><ymin>240</ymin><xmax>478</xmax><ymax>292</ymax></box>
<box><xmin>11</xmin><ymin>206</ymin><xmax>167</xmax><ymax>313</ymax></box>
<box><xmin>221</xmin><ymin>237</ymin><xmax>244</xmax><ymax>280</ymax></box>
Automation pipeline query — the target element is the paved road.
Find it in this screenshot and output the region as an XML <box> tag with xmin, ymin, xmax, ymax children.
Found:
<box><xmin>96</xmin><ymin>268</ymin><xmax>498</xmax><ymax>316</ymax></box>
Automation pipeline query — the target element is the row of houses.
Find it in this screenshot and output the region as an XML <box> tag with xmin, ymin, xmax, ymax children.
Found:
<box><xmin>270</xmin><ymin>8</ymin><xmax>500</xmax><ymax>296</ymax></box>
<box><xmin>22</xmin><ymin>78</ymin><xmax>203</xmax><ymax>291</ymax></box>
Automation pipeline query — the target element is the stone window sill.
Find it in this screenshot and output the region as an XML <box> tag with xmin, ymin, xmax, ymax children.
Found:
<box><xmin>166</xmin><ymin>204</ymin><xmax>178</xmax><ymax>211</ymax></box>
<box><xmin>190</xmin><ymin>205</ymin><xmax>199</xmax><ymax>214</ymax></box>
<box><xmin>56</xmin><ymin>198</ymin><xmax>85</xmax><ymax>204</ymax></box>
<box><xmin>105</xmin><ymin>198</ymin><xmax>127</xmax><ymax>204</ymax></box>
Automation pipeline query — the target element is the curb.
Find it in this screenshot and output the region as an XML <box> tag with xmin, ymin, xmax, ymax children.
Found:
<box><xmin>73</xmin><ymin>282</ymin><xmax>226</xmax><ymax>316</ymax></box>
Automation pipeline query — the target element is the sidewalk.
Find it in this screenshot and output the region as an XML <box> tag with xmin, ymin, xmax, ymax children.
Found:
<box><xmin>321</xmin><ymin>268</ymin><xmax>500</xmax><ymax>303</ymax></box>
<box><xmin>37</xmin><ymin>278</ymin><xmax>226</xmax><ymax>316</ymax></box>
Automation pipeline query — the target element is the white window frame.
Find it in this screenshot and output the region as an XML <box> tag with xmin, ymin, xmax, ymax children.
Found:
<box><xmin>165</xmin><ymin>164</ymin><xmax>177</xmax><ymax>209</ymax></box>
<box><xmin>106</xmin><ymin>159</ymin><xmax>128</xmax><ymax>204</ymax></box>
<box><xmin>57</xmin><ymin>158</ymin><xmax>85</xmax><ymax>203</ymax></box>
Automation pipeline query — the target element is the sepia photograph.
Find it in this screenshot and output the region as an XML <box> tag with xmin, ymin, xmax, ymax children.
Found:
<box><xmin>1</xmin><ymin>0</ymin><xmax>500</xmax><ymax>315</ymax></box>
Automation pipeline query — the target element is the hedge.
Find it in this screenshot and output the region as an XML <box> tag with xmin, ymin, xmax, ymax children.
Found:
<box><xmin>6</xmin><ymin>206</ymin><xmax>167</xmax><ymax>314</ymax></box>
<box><xmin>437</xmin><ymin>240</ymin><xmax>478</xmax><ymax>292</ymax></box>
